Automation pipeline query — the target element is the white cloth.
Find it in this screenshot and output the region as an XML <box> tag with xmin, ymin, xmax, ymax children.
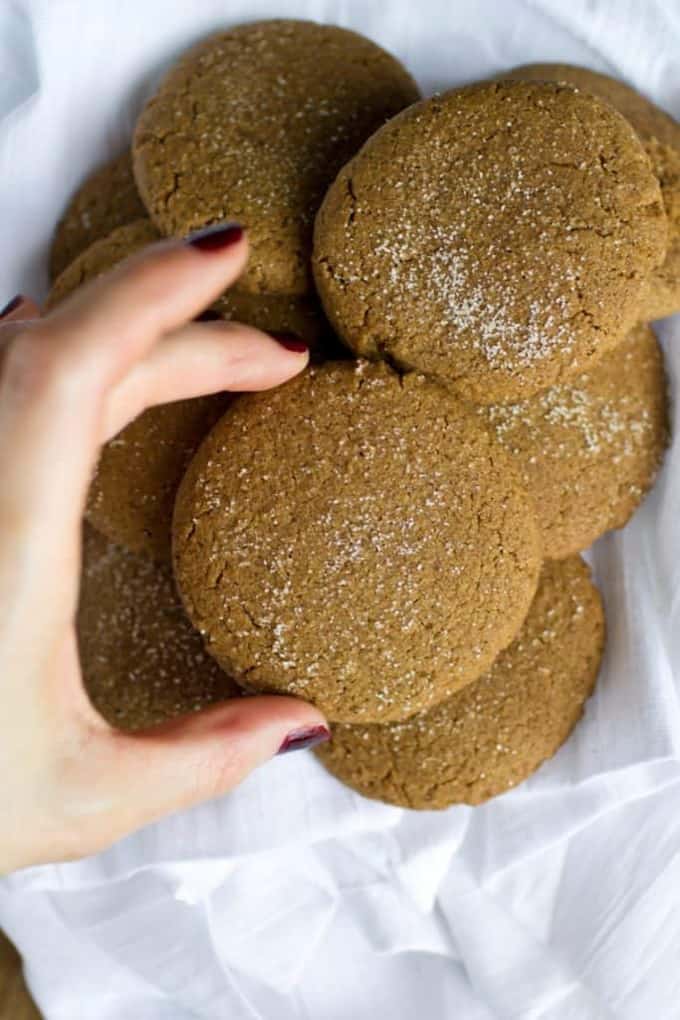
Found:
<box><xmin>1</xmin><ymin>1</ymin><xmax>679</xmax><ymax>1017</ymax></box>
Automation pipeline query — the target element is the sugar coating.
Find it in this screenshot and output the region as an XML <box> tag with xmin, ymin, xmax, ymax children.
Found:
<box><xmin>314</xmin><ymin>81</ymin><xmax>667</xmax><ymax>404</ymax></box>
<box><xmin>173</xmin><ymin>361</ymin><xmax>542</xmax><ymax>724</ymax></box>
<box><xmin>78</xmin><ymin>527</ymin><xmax>238</xmax><ymax>731</ymax></box>
<box><xmin>479</xmin><ymin>323</ymin><xmax>669</xmax><ymax>558</ymax></box>
<box><xmin>504</xmin><ymin>64</ymin><xmax>680</xmax><ymax>321</ymax></box>
<box><xmin>133</xmin><ymin>19</ymin><xmax>420</xmax><ymax>296</ymax></box>
<box><xmin>316</xmin><ymin>556</ymin><xmax>604</xmax><ymax>809</ymax></box>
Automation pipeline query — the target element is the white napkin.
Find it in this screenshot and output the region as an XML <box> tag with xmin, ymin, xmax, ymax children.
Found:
<box><xmin>1</xmin><ymin>1</ymin><xmax>679</xmax><ymax>1017</ymax></box>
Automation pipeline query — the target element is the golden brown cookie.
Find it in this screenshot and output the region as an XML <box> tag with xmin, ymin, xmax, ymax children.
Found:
<box><xmin>48</xmin><ymin>151</ymin><xmax>146</xmax><ymax>281</ymax></box>
<box><xmin>641</xmin><ymin>242</ymin><xmax>680</xmax><ymax>320</ymax></box>
<box><xmin>88</xmin><ymin>397</ymin><xmax>230</xmax><ymax>562</ymax></box>
<box><xmin>315</xmin><ymin>557</ymin><xmax>604</xmax><ymax>808</ymax></box>
<box><xmin>215</xmin><ymin>288</ymin><xmax>334</xmax><ymax>354</ymax></box>
<box><xmin>133</xmin><ymin>20</ymin><xmax>420</xmax><ymax>297</ymax></box>
<box><xmin>479</xmin><ymin>324</ymin><xmax>669</xmax><ymax>559</ymax></box>
<box><xmin>78</xmin><ymin>527</ymin><xmax>238</xmax><ymax>731</ymax></box>
<box><xmin>173</xmin><ymin>361</ymin><xmax>542</xmax><ymax>724</ymax></box>
<box><xmin>47</xmin><ymin>219</ymin><xmax>230</xmax><ymax>562</ymax></box>
<box><xmin>313</xmin><ymin>81</ymin><xmax>667</xmax><ymax>404</ymax></box>
<box><xmin>47</xmin><ymin>218</ymin><xmax>161</xmax><ymax>307</ymax></box>
<box><xmin>503</xmin><ymin>64</ymin><xmax>680</xmax><ymax>321</ymax></box>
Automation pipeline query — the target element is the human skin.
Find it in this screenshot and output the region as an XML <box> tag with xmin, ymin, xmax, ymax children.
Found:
<box><xmin>0</xmin><ymin>226</ymin><xmax>328</xmax><ymax>874</ymax></box>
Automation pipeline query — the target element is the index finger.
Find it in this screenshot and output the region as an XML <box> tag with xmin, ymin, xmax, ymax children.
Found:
<box><xmin>40</xmin><ymin>222</ymin><xmax>247</xmax><ymax>388</ymax></box>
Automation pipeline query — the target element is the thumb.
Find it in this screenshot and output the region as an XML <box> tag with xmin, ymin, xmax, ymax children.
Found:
<box><xmin>99</xmin><ymin>695</ymin><xmax>329</xmax><ymax>835</ymax></box>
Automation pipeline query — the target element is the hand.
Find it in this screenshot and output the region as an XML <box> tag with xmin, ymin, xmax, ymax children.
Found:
<box><xmin>0</xmin><ymin>226</ymin><xmax>329</xmax><ymax>874</ymax></box>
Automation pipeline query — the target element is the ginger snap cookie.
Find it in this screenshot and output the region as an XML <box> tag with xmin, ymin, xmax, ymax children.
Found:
<box><xmin>78</xmin><ymin>527</ymin><xmax>238</xmax><ymax>731</ymax></box>
<box><xmin>215</xmin><ymin>288</ymin><xmax>332</xmax><ymax>353</ymax></box>
<box><xmin>49</xmin><ymin>151</ymin><xmax>146</xmax><ymax>281</ymax></box>
<box><xmin>48</xmin><ymin>220</ymin><xmax>230</xmax><ymax>561</ymax></box>
<box><xmin>313</xmin><ymin>81</ymin><xmax>667</xmax><ymax>404</ymax></box>
<box><xmin>133</xmin><ymin>20</ymin><xmax>419</xmax><ymax>297</ymax></box>
<box><xmin>47</xmin><ymin>217</ymin><xmax>161</xmax><ymax>307</ymax></box>
<box><xmin>173</xmin><ymin>361</ymin><xmax>542</xmax><ymax>724</ymax></box>
<box><xmin>479</xmin><ymin>324</ymin><xmax>669</xmax><ymax>559</ymax></box>
<box><xmin>504</xmin><ymin>64</ymin><xmax>680</xmax><ymax>321</ymax></box>
<box><xmin>315</xmin><ymin>556</ymin><xmax>604</xmax><ymax>808</ymax></box>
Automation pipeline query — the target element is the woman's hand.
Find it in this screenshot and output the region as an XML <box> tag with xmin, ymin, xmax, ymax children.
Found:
<box><xmin>0</xmin><ymin>225</ymin><xmax>328</xmax><ymax>874</ymax></box>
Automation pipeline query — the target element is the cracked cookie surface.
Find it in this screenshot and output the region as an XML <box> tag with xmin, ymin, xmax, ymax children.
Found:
<box><xmin>173</xmin><ymin>361</ymin><xmax>542</xmax><ymax>723</ymax></box>
<box><xmin>504</xmin><ymin>64</ymin><xmax>680</xmax><ymax>321</ymax></box>
<box><xmin>478</xmin><ymin>323</ymin><xmax>669</xmax><ymax>559</ymax></box>
<box><xmin>78</xmin><ymin>527</ymin><xmax>238</xmax><ymax>731</ymax></box>
<box><xmin>315</xmin><ymin>556</ymin><xmax>604</xmax><ymax>808</ymax></box>
<box><xmin>49</xmin><ymin>151</ymin><xmax>146</xmax><ymax>281</ymax></box>
<box><xmin>313</xmin><ymin>81</ymin><xmax>667</xmax><ymax>404</ymax></box>
<box><xmin>133</xmin><ymin>19</ymin><xmax>420</xmax><ymax>297</ymax></box>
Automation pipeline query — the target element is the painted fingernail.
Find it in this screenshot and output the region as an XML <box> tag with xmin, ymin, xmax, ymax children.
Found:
<box><xmin>277</xmin><ymin>724</ymin><xmax>331</xmax><ymax>754</ymax></box>
<box><xmin>271</xmin><ymin>332</ymin><xmax>309</xmax><ymax>354</ymax></box>
<box><xmin>187</xmin><ymin>222</ymin><xmax>244</xmax><ymax>252</ymax></box>
<box><xmin>0</xmin><ymin>294</ymin><xmax>23</xmax><ymax>318</ymax></box>
<box><xmin>196</xmin><ymin>309</ymin><xmax>223</xmax><ymax>321</ymax></box>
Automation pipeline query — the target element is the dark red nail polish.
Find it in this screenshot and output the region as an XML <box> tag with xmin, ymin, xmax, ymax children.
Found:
<box><xmin>271</xmin><ymin>332</ymin><xmax>309</xmax><ymax>354</ymax></box>
<box><xmin>277</xmin><ymin>724</ymin><xmax>330</xmax><ymax>754</ymax></box>
<box><xmin>0</xmin><ymin>294</ymin><xmax>22</xmax><ymax>317</ymax></box>
<box><xmin>196</xmin><ymin>309</ymin><xmax>223</xmax><ymax>322</ymax></box>
<box><xmin>187</xmin><ymin>222</ymin><xmax>244</xmax><ymax>252</ymax></box>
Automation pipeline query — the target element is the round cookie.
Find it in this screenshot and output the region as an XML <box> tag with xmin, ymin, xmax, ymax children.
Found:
<box><xmin>78</xmin><ymin>527</ymin><xmax>238</xmax><ymax>731</ymax></box>
<box><xmin>47</xmin><ymin>220</ymin><xmax>230</xmax><ymax>562</ymax></box>
<box><xmin>313</xmin><ymin>81</ymin><xmax>667</xmax><ymax>404</ymax></box>
<box><xmin>47</xmin><ymin>218</ymin><xmax>161</xmax><ymax>308</ymax></box>
<box><xmin>49</xmin><ymin>151</ymin><xmax>146</xmax><ymax>281</ymax></box>
<box><xmin>641</xmin><ymin>242</ymin><xmax>680</xmax><ymax>321</ymax></box>
<box><xmin>479</xmin><ymin>324</ymin><xmax>669</xmax><ymax>559</ymax></box>
<box><xmin>133</xmin><ymin>20</ymin><xmax>420</xmax><ymax>297</ymax></box>
<box><xmin>503</xmin><ymin>64</ymin><xmax>680</xmax><ymax>321</ymax></box>
<box><xmin>215</xmin><ymin>288</ymin><xmax>336</xmax><ymax>355</ymax></box>
<box><xmin>88</xmin><ymin>397</ymin><xmax>229</xmax><ymax>562</ymax></box>
<box><xmin>315</xmin><ymin>556</ymin><xmax>604</xmax><ymax>808</ymax></box>
<box><xmin>173</xmin><ymin>360</ymin><xmax>542</xmax><ymax>723</ymax></box>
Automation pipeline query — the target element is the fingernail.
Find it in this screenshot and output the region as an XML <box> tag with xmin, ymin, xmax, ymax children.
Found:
<box><xmin>277</xmin><ymin>724</ymin><xmax>330</xmax><ymax>754</ymax></box>
<box><xmin>0</xmin><ymin>294</ymin><xmax>23</xmax><ymax>318</ymax></box>
<box><xmin>187</xmin><ymin>222</ymin><xmax>244</xmax><ymax>252</ymax></box>
<box><xmin>271</xmin><ymin>332</ymin><xmax>309</xmax><ymax>354</ymax></box>
<box><xmin>196</xmin><ymin>309</ymin><xmax>223</xmax><ymax>321</ymax></box>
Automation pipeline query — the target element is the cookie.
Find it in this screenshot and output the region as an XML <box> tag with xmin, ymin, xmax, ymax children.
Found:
<box><xmin>173</xmin><ymin>361</ymin><xmax>542</xmax><ymax>723</ymax></box>
<box><xmin>315</xmin><ymin>556</ymin><xmax>604</xmax><ymax>808</ymax></box>
<box><xmin>48</xmin><ymin>151</ymin><xmax>146</xmax><ymax>281</ymax></box>
<box><xmin>47</xmin><ymin>219</ymin><xmax>230</xmax><ymax>562</ymax></box>
<box><xmin>479</xmin><ymin>324</ymin><xmax>669</xmax><ymax>559</ymax></box>
<box><xmin>313</xmin><ymin>81</ymin><xmax>667</xmax><ymax>404</ymax></box>
<box><xmin>503</xmin><ymin>64</ymin><xmax>680</xmax><ymax>321</ymax></box>
<box><xmin>47</xmin><ymin>218</ymin><xmax>161</xmax><ymax>308</ymax></box>
<box><xmin>133</xmin><ymin>20</ymin><xmax>420</xmax><ymax>297</ymax></box>
<box><xmin>215</xmin><ymin>288</ymin><xmax>333</xmax><ymax>353</ymax></box>
<box><xmin>78</xmin><ymin>527</ymin><xmax>238</xmax><ymax>731</ymax></box>
<box><xmin>641</xmin><ymin>243</ymin><xmax>680</xmax><ymax>320</ymax></box>
<box><xmin>88</xmin><ymin>396</ymin><xmax>230</xmax><ymax>562</ymax></box>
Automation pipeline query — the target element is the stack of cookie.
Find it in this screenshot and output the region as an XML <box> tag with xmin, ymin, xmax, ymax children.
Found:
<box><xmin>48</xmin><ymin>21</ymin><xmax>672</xmax><ymax>809</ymax></box>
